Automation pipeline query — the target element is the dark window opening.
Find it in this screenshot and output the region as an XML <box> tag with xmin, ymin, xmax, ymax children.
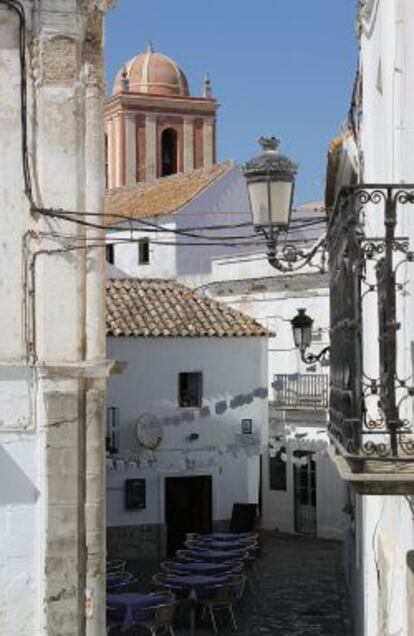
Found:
<box><xmin>161</xmin><ymin>128</ymin><xmax>178</xmax><ymax>177</ymax></box>
<box><xmin>269</xmin><ymin>447</ymin><xmax>287</xmax><ymax>491</ymax></box>
<box><xmin>179</xmin><ymin>372</ymin><xmax>202</xmax><ymax>408</ymax></box>
<box><xmin>106</xmin><ymin>244</ymin><xmax>114</xmax><ymax>265</ymax></box>
<box><xmin>138</xmin><ymin>238</ymin><xmax>150</xmax><ymax>264</ymax></box>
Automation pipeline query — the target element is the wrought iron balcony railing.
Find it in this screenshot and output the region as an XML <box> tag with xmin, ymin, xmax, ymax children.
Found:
<box><xmin>328</xmin><ymin>184</ymin><xmax>414</xmax><ymax>493</ymax></box>
<box><xmin>273</xmin><ymin>373</ymin><xmax>329</xmax><ymax>409</ymax></box>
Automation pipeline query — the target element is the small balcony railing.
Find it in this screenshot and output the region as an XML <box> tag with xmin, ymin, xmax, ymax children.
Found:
<box><xmin>272</xmin><ymin>373</ymin><xmax>329</xmax><ymax>409</ymax></box>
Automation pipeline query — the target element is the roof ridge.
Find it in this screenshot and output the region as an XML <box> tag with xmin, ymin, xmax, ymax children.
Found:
<box><xmin>106</xmin><ymin>277</ymin><xmax>273</xmax><ymax>338</ymax></box>
<box><xmin>104</xmin><ymin>161</ymin><xmax>235</xmax><ymax>223</ymax></box>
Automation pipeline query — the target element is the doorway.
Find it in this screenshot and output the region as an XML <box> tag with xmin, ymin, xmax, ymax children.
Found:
<box><xmin>165</xmin><ymin>476</ymin><xmax>212</xmax><ymax>556</ymax></box>
<box><xmin>293</xmin><ymin>451</ymin><xmax>316</xmax><ymax>535</ymax></box>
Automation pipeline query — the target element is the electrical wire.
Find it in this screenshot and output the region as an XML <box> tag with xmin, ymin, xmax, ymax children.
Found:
<box><xmin>5</xmin><ymin>0</ymin><xmax>327</xmax><ymax>253</ymax></box>
<box><xmin>0</xmin><ymin>0</ymin><xmax>36</xmax><ymax>209</ymax></box>
<box><xmin>39</xmin><ymin>206</ymin><xmax>326</xmax><ymax>243</ymax></box>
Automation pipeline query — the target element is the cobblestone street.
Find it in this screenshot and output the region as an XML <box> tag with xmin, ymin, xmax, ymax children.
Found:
<box><xmin>121</xmin><ymin>532</ymin><xmax>353</xmax><ymax>636</ymax></box>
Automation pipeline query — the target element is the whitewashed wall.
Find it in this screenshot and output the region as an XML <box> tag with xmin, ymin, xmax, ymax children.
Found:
<box><xmin>107</xmin><ymin>167</ymin><xmax>252</xmax><ymax>284</ymax></box>
<box><xmin>106</xmin><ymin>337</ymin><xmax>268</xmax><ymax>527</ymax></box>
<box><xmin>262</xmin><ymin>427</ymin><xmax>345</xmax><ymax>540</ymax></box>
<box><xmin>202</xmin><ymin>250</ymin><xmax>346</xmax><ymax>540</ymax></box>
<box><xmin>108</xmin><ymin>222</ymin><xmax>178</xmax><ymax>279</ymax></box>
<box><xmin>0</xmin><ymin>3</ymin><xmax>110</xmax><ymax>634</ymax></box>
<box><xmin>344</xmin><ymin>2</ymin><xmax>414</xmax><ymax>635</ymax></box>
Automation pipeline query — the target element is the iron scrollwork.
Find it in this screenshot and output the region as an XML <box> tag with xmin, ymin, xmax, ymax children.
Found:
<box><xmin>255</xmin><ymin>225</ymin><xmax>327</xmax><ymax>273</ymax></box>
<box><xmin>328</xmin><ymin>184</ymin><xmax>414</xmax><ymax>469</ymax></box>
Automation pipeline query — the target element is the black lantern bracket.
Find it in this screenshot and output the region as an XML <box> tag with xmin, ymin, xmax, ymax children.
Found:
<box><xmin>243</xmin><ymin>136</ymin><xmax>328</xmax><ymax>273</ymax></box>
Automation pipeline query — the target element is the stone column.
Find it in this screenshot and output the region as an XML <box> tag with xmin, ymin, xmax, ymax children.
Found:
<box><xmin>145</xmin><ymin>114</ymin><xmax>157</xmax><ymax>180</ymax></box>
<box><xmin>125</xmin><ymin>111</ymin><xmax>137</xmax><ymax>186</ymax></box>
<box><xmin>203</xmin><ymin>118</ymin><xmax>214</xmax><ymax>168</ymax></box>
<box><xmin>0</xmin><ymin>2</ymin><xmax>114</xmax><ymax>635</ymax></box>
<box><xmin>183</xmin><ymin>117</ymin><xmax>194</xmax><ymax>172</ymax></box>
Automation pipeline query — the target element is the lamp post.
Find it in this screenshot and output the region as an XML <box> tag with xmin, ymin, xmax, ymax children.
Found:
<box><xmin>243</xmin><ymin>137</ymin><xmax>326</xmax><ymax>272</ymax></box>
<box><xmin>291</xmin><ymin>308</ymin><xmax>330</xmax><ymax>364</ymax></box>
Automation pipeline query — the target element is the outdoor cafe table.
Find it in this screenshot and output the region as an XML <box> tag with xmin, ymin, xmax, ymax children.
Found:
<box><xmin>166</xmin><ymin>560</ymin><xmax>233</xmax><ymax>576</ymax></box>
<box><xmin>180</xmin><ymin>548</ymin><xmax>245</xmax><ymax>563</ymax></box>
<box><xmin>202</xmin><ymin>532</ymin><xmax>253</xmax><ymax>540</ymax></box>
<box><xmin>107</xmin><ymin>592</ymin><xmax>167</xmax><ymax>633</ymax></box>
<box><xmin>163</xmin><ymin>573</ymin><xmax>230</xmax><ymax>636</ymax></box>
<box><xmin>189</xmin><ymin>539</ymin><xmax>252</xmax><ymax>551</ymax></box>
<box><xmin>197</xmin><ymin>534</ymin><xmax>255</xmax><ymax>546</ymax></box>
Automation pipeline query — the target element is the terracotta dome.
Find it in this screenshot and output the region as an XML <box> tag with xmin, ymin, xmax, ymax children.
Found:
<box><xmin>113</xmin><ymin>43</ymin><xmax>190</xmax><ymax>97</ymax></box>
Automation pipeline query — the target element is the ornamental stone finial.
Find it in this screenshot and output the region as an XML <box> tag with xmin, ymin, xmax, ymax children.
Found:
<box><xmin>258</xmin><ymin>136</ymin><xmax>280</xmax><ymax>152</ymax></box>
<box><xmin>203</xmin><ymin>72</ymin><xmax>212</xmax><ymax>98</ymax></box>
<box><xmin>121</xmin><ymin>66</ymin><xmax>129</xmax><ymax>92</ymax></box>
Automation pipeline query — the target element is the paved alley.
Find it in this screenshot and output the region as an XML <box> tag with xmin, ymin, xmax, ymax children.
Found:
<box><xmin>121</xmin><ymin>532</ymin><xmax>353</xmax><ymax>636</ymax></box>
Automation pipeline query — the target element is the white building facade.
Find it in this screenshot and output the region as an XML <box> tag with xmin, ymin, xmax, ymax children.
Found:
<box><xmin>105</xmin><ymin>161</ymin><xmax>252</xmax><ymax>287</ymax></box>
<box><xmin>0</xmin><ymin>2</ymin><xmax>112</xmax><ymax>634</ymax></box>
<box><xmin>204</xmin><ymin>249</ymin><xmax>345</xmax><ymax>540</ymax></box>
<box><xmin>327</xmin><ymin>2</ymin><xmax>414</xmax><ymax>634</ymax></box>
<box><xmin>105</xmin><ymin>278</ymin><xmax>269</xmax><ymax>559</ymax></box>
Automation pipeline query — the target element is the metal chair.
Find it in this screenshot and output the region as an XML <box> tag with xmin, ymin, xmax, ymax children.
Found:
<box><xmin>200</xmin><ymin>577</ymin><xmax>246</xmax><ymax>634</ymax></box>
<box><xmin>134</xmin><ymin>599</ymin><xmax>178</xmax><ymax>636</ymax></box>
<box><xmin>107</xmin><ymin>570</ymin><xmax>138</xmax><ymax>592</ymax></box>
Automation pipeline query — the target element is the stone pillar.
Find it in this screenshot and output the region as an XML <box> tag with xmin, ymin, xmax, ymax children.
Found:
<box><xmin>125</xmin><ymin>112</ymin><xmax>137</xmax><ymax>185</ymax></box>
<box><xmin>145</xmin><ymin>114</ymin><xmax>157</xmax><ymax>181</ymax></box>
<box><xmin>0</xmin><ymin>2</ymin><xmax>114</xmax><ymax>634</ymax></box>
<box><xmin>203</xmin><ymin>118</ymin><xmax>214</xmax><ymax>168</ymax></box>
<box><xmin>183</xmin><ymin>117</ymin><xmax>194</xmax><ymax>172</ymax></box>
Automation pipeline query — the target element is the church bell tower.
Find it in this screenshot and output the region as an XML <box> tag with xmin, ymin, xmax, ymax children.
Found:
<box><xmin>105</xmin><ymin>43</ymin><xmax>218</xmax><ymax>188</ymax></box>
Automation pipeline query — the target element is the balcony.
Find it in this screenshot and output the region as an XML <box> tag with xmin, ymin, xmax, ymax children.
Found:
<box><xmin>272</xmin><ymin>373</ymin><xmax>329</xmax><ymax>410</ymax></box>
<box><xmin>327</xmin><ymin>184</ymin><xmax>414</xmax><ymax>494</ymax></box>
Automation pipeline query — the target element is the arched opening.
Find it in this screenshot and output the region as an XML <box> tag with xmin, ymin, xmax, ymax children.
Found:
<box><xmin>161</xmin><ymin>128</ymin><xmax>178</xmax><ymax>176</ymax></box>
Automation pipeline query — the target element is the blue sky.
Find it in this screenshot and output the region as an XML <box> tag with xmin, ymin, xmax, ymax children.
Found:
<box><xmin>105</xmin><ymin>1</ymin><xmax>358</xmax><ymax>205</ymax></box>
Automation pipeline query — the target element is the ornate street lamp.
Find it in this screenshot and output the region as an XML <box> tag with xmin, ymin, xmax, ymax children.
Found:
<box><xmin>243</xmin><ymin>137</ymin><xmax>326</xmax><ymax>272</ymax></box>
<box><xmin>291</xmin><ymin>308</ymin><xmax>330</xmax><ymax>364</ymax></box>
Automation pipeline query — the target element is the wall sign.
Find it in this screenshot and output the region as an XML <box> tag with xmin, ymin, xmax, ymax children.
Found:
<box><xmin>125</xmin><ymin>478</ymin><xmax>146</xmax><ymax>509</ymax></box>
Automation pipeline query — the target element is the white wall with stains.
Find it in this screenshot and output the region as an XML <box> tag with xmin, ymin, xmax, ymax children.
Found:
<box><xmin>0</xmin><ymin>2</ymin><xmax>111</xmax><ymax>634</ymax></box>
<box><xmin>106</xmin><ymin>336</ymin><xmax>268</xmax><ymax>529</ymax></box>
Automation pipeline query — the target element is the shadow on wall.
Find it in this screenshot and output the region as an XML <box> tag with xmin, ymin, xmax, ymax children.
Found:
<box><xmin>0</xmin><ymin>446</ymin><xmax>38</xmax><ymax>505</ymax></box>
<box><xmin>161</xmin><ymin>386</ymin><xmax>269</xmax><ymax>426</ymax></box>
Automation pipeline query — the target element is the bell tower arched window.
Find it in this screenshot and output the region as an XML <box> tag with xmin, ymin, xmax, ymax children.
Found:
<box><xmin>161</xmin><ymin>128</ymin><xmax>178</xmax><ymax>176</ymax></box>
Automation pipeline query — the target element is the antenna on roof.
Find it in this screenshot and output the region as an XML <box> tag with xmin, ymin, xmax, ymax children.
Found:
<box><xmin>147</xmin><ymin>40</ymin><xmax>154</xmax><ymax>53</ymax></box>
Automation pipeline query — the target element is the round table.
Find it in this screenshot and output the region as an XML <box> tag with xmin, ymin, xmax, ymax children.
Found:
<box><xmin>107</xmin><ymin>592</ymin><xmax>167</xmax><ymax>632</ymax></box>
<box><xmin>182</xmin><ymin>548</ymin><xmax>246</xmax><ymax>562</ymax></box>
<box><xmin>163</xmin><ymin>573</ymin><xmax>230</xmax><ymax>636</ymax></box>
<box><xmin>166</xmin><ymin>560</ymin><xmax>232</xmax><ymax>576</ymax></box>
<box><xmin>203</xmin><ymin>532</ymin><xmax>252</xmax><ymax>540</ymax></box>
<box><xmin>192</xmin><ymin>539</ymin><xmax>251</xmax><ymax>551</ymax></box>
